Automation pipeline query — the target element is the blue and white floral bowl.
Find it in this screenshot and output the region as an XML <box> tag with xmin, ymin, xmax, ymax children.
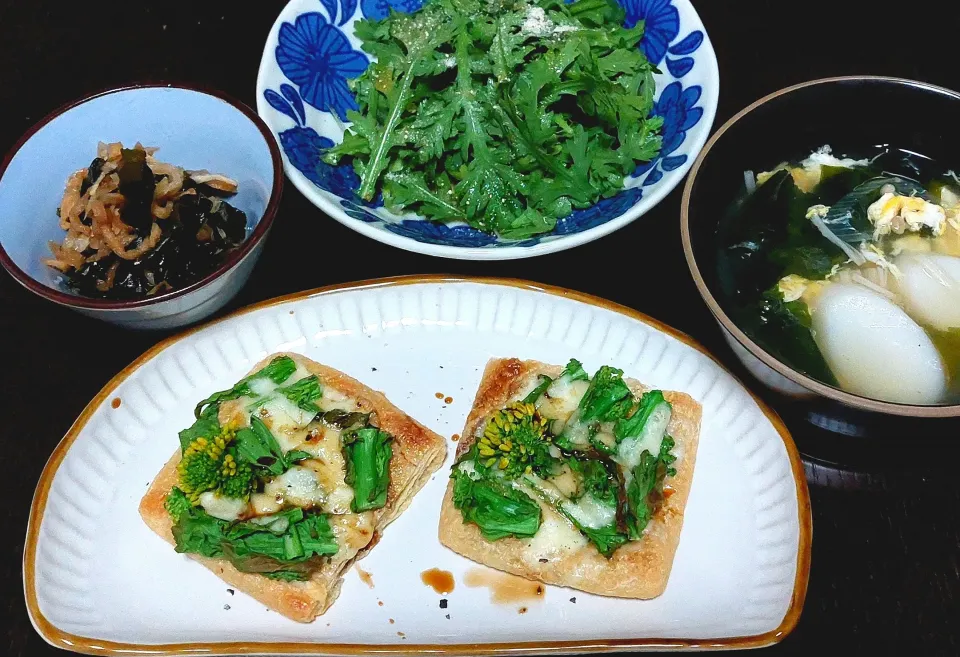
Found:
<box><xmin>256</xmin><ymin>0</ymin><xmax>718</xmax><ymax>259</ymax></box>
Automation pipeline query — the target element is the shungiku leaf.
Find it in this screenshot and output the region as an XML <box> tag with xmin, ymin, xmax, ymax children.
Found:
<box><xmin>322</xmin><ymin>0</ymin><xmax>663</xmax><ymax>238</ymax></box>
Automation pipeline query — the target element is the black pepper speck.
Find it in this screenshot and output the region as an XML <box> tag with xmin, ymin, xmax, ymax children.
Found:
<box><xmin>224</xmin><ymin>604</ymin><xmax>231</xmax><ymax>610</ymax></box>
<box><xmin>439</xmin><ymin>599</ymin><xmax>448</xmax><ymax>609</ymax></box>
<box><xmin>445</xmin><ymin>614</ymin><xmax>451</xmax><ymax>619</ymax></box>
<box><xmin>227</xmin><ymin>589</ymin><xmax>235</xmax><ymax>595</ymax></box>
<box><xmin>570</xmin><ymin>597</ymin><xmax>577</xmax><ymax>603</ymax></box>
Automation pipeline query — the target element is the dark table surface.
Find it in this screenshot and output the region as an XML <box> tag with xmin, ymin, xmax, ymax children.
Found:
<box><xmin>2</xmin><ymin>1</ymin><xmax>959</xmax><ymax>655</ymax></box>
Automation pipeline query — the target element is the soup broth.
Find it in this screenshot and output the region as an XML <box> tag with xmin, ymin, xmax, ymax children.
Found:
<box><xmin>717</xmin><ymin>145</ymin><xmax>960</xmax><ymax>405</ymax></box>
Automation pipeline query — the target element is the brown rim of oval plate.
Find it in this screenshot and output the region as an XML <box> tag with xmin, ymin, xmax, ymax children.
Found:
<box><xmin>680</xmin><ymin>74</ymin><xmax>960</xmax><ymax>419</ymax></box>
<box><xmin>0</xmin><ymin>82</ymin><xmax>284</xmax><ymax>311</ymax></box>
<box><xmin>23</xmin><ymin>275</ymin><xmax>812</xmax><ymax>656</ymax></box>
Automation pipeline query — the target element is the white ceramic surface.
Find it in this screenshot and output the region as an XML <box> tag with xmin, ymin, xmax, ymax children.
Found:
<box><xmin>26</xmin><ymin>279</ymin><xmax>807</xmax><ymax>655</ymax></box>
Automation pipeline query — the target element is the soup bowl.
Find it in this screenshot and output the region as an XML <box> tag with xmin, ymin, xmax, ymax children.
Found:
<box><xmin>681</xmin><ymin>76</ymin><xmax>960</xmax><ymax>420</ymax></box>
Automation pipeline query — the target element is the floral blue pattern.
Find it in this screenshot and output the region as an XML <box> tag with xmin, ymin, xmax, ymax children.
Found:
<box><xmin>622</xmin><ymin>0</ymin><xmax>703</xmax><ymax>81</ymax></box>
<box><xmin>634</xmin><ymin>81</ymin><xmax>703</xmax><ymax>186</ymax></box>
<box><xmin>554</xmin><ymin>187</ymin><xmax>645</xmax><ymax>235</ymax></box>
<box><xmin>361</xmin><ymin>0</ymin><xmax>424</xmax><ymax>20</ymax></box>
<box><xmin>319</xmin><ymin>0</ymin><xmax>358</xmax><ymax>26</ymax></box>
<box><xmin>264</xmin><ymin>84</ymin><xmax>362</xmax><ymax>197</ymax></box>
<box><xmin>384</xmin><ymin>220</ymin><xmax>499</xmax><ymax>247</ymax></box>
<box><xmin>341</xmin><ymin>200</ymin><xmax>381</xmax><ymax>222</ymax></box>
<box><xmin>275</xmin><ymin>12</ymin><xmax>368</xmax><ymax>120</ymax></box>
<box><xmin>263</xmin><ymin>0</ymin><xmax>711</xmax><ymax>249</ymax></box>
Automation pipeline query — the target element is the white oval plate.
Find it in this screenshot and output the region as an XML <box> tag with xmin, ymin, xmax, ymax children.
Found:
<box><xmin>255</xmin><ymin>0</ymin><xmax>719</xmax><ymax>259</ymax></box>
<box><xmin>25</xmin><ymin>277</ymin><xmax>810</xmax><ymax>655</ymax></box>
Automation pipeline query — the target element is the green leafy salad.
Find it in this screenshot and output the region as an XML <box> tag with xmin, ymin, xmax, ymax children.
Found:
<box><xmin>324</xmin><ymin>0</ymin><xmax>663</xmax><ymax>238</ymax></box>
<box><xmin>163</xmin><ymin>355</ymin><xmax>393</xmax><ymax>582</ymax></box>
<box><xmin>451</xmin><ymin>359</ymin><xmax>677</xmax><ymax>557</ymax></box>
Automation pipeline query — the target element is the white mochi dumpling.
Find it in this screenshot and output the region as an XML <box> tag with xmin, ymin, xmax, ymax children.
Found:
<box><xmin>810</xmin><ymin>283</ymin><xmax>947</xmax><ymax>404</ymax></box>
<box><xmin>895</xmin><ymin>253</ymin><xmax>960</xmax><ymax>331</ymax></box>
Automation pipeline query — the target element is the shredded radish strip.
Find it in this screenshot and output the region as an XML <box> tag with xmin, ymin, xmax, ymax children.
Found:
<box><xmin>743</xmin><ymin>170</ymin><xmax>756</xmax><ymax>194</ymax></box>
<box><xmin>809</xmin><ymin>213</ymin><xmax>866</xmax><ymax>265</ymax></box>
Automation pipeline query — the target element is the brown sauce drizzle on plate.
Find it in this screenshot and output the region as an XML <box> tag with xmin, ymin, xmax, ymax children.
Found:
<box><xmin>464</xmin><ymin>568</ymin><xmax>545</xmax><ymax>604</ymax></box>
<box><xmin>355</xmin><ymin>565</ymin><xmax>374</xmax><ymax>589</ymax></box>
<box><xmin>421</xmin><ymin>568</ymin><xmax>455</xmax><ymax>594</ymax></box>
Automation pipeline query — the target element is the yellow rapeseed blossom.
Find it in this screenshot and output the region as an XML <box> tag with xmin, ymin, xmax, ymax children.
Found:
<box><xmin>478</xmin><ymin>402</ymin><xmax>550</xmax><ymax>476</ymax></box>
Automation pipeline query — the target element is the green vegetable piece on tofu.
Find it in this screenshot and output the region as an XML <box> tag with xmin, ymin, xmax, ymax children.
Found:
<box><xmin>572</xmin><ymin>522</ymin><xmax>629</xmax><ymax>558</ymax></box>
<box><xmin>219</xmin><ymin>449</ymin><xmax>256</xmax><ymax>500</ymax></box>
<box><xmin>226</xmin><ymin>510</ymin><xmax>338</xmax><ymax>565</ymax></box>
<box><xmin>193</xmin><ymin>356</ymin><xmax>298</xmax><ymax>418</ymax></box>
<box><xmin>168</xmin><ymin>496</ymin><xmax>229</xmax><ymax>558</ymax></box>
<box><xmin>286</xmin><ymin>450</ymin><xmax>313</xmax><ymax>464</ymax></box>
<box><xmin>624</xmin><ymin>435</ymin><xmax>677</xmax><ymax>539</ymax></box>
<box><xmin>164</xmin><ymin>487</ymin><xmax>193</xmax><ymax>525</ymax></box>
<box><xmin>476</xmin><ymin>402</ymin><xmax>553</xmax><ymax>477</ymax></box>
<box><xmin>560</xmin><ymin>458</ymin><xmax>627</xmax><ymax>557</ymax></box>
<box><xmin>568</xmin><ymin>457</ymin><xmax>618</xmax><ymax>507</ymax></box>
<box><xmin>560</xmin><ymin>359</ymin><xmax>590</xmax><ymax>382</ymax></box>
<box><xmin>578</xmin><ymin>365</ymin><xmax>633</xmax><ymax>423</ymax></box>
<box><xmin>343</xmin><ymin>427</ymin><xmax>394</xmax><ymax>512</ymax></box>
<box><xmin>278</xmin><ymin>375</ymin><xmax>323</xmax><ymax>413</ymax></box>
<box><xmin>178</xmin><ymin>403</ymin><xmax>220</xmax><ymax>453</ymax></box>
<box><xmin>522</xmin><ymin>375</ymin><xmax>554</xmax><ymax>405</ymax></box>
<box><xmin>614</xmin><ymin>390</ymin><xmax>667</xmax><ymax>441</ymax></box>
<box><xmin>525</xmin><ymin>359</ymin><xmax>588</xmax><ymax>405</ymax></box>
<box><xmin>167</xmin><ymin>499</ymin><xmax>339</xmax><ymax>582</ymax></box>
<box><xmin>625</xmin><ymin>451</ymin><xmax>658</xmax><ymax>539</ymax></box>
<box><xmin>451</xmin><ymin>468</ymin><xmax>541</xmax><ymax>541</ymax></box>
<box><xmin>319</xmin><ymin>409</ymin><xmax>370</xmax><ymax>430</ymax></box>
<box><xmin>177</xmin><ymin>424</ymin><xmax>237</xmax><ymax>503</ymax></box>
<box><xmin>234</xmin><ymin>416</ymin><xmax>289</xmax><ymax>476</ymax></box>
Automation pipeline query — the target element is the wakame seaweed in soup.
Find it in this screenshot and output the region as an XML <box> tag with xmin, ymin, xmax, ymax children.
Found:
<box><xmin>717</xmin><ymin>145</ymin><xmax>960</xmax><ymax>405</ymax></box>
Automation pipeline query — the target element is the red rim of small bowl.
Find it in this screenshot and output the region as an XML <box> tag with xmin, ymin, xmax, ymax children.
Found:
<box><xmin>0</xmin><ymin>83</ymin><xmax>284</xmax><ymax>311</ymax></box>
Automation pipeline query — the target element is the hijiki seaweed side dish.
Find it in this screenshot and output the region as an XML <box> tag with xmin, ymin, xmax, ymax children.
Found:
<box><xmin>45</xmin><ymin>142</ymin><xmax>248</xmax><ymax>300</ymax></box>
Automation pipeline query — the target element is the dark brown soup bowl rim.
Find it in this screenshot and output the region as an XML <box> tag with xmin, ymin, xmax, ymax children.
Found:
<box><xmin>680</xmin><ymin>75</ymin><xmax>960</xmax><ymax>418</ymax></box>
<box><xmin>0</xmin><ymin>83</ymin><xmax>284</xmax><ymax>311</ymax></box>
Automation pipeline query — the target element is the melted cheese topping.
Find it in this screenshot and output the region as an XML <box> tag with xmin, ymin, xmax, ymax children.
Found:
<box><xmin>537</xmin><ymin>377</ymin><xmax>589</xmax><ymax>421</ymax></box>
<box><xmin>199</xmin><ymin>492</ymin><xmax>248</xmax><ymax>521</ymax></box>
<box><xmin>322</xmin><ymin>387</ymin><xmax>361</xmax><ymax>412</ymax></box>
<box><xmin>248</xmin><ymin>377</ymin><xmax>279</xmax><ymax>397</ymax></box>
<box><xmin>564</xmin><ymin>494</ymin><xmax>616</xmax><ymax>529</ymax></box>
<box><xmin>328</xmin><ymin>512</ymin><xmax>376</xmax><ymax>563</ymax></box>
<box><xmin>208</xmin><ymin>365</ymin><xmax>380</xmax><ymax>560</ymax></box>
<box><xmin>264</xmin><ymin>465</ymin><xmax>327</xmax><ymax>508</ymax></box>
<box><xmin>547</xmin><ymin>465</ymin><xmax>580</xmax><ymax>499</ymax></box>
<box><xmin>290</xmin><ymin>423</ymin><xmax>355</xmax><ymax>514</ymax></box>
<box><xmin>257</xmin><ymin>396</ymin><xmax>316</xmax><ymax>450</ymax></box>
<box><xmin>616</xmin><ymin>401</ymin><xmax>672</xmax><ymax>476</ymax></box>
<box><xmin>249</xmin><ymin>491</ymin><xmax>283</xmax><ymax>516</ymax></box>
<box><xmin>523</xmin><ymin>506</ymin><xmax>588</xmax><ymax>566</ymax></box>
<box><xmin>562</xmin><ymin>411</ymin><xmax>592</xmax><ymax>448</ymax></box>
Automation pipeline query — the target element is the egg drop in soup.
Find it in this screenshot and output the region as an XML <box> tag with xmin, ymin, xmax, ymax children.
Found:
<box><xmin>718</xmin><ymin>146</ymin><xmax>960</xmax><ymax>405</ymax></box>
